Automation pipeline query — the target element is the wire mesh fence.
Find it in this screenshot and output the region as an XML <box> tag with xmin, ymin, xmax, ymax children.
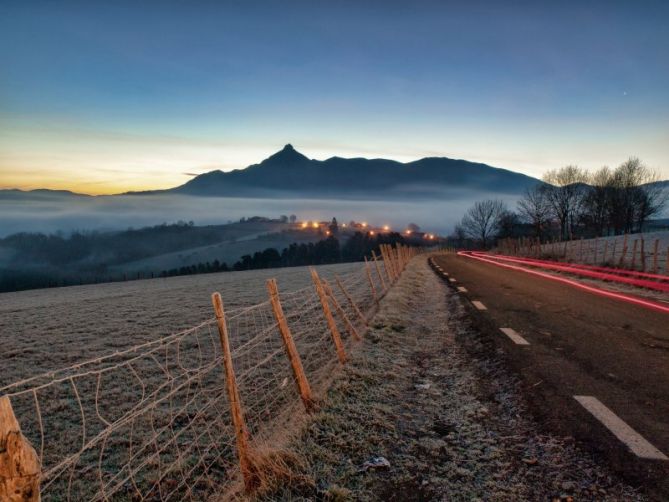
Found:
<box><xmin>0</xmin><ymin>246</ymin><xmax>418</xmax><ymax>501</ymax></box>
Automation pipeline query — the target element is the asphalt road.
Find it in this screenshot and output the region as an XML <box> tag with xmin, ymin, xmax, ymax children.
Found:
<box><xmin>432</xmin><ymin>253</ymin><xmax>669</xmax><ymax>500</ymax></box>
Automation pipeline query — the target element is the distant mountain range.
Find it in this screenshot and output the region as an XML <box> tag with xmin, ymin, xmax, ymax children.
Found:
<box><xmin>131</xmin><ymin>144</ymin><xmax>541</xmax><ymax>199</ymax></box>
<box><xmin>3</xmin><ymin>146</ymin><xmax>667</xmax><ymax>202</ymax></box>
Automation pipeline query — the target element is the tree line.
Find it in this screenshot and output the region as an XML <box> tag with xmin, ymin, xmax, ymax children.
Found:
<box><xmin>160</xmin><ymin>230</ymin><xmax>409</xmax><ymax>278</ymax></box>
<box><xmin>455</xmin><ymin>158</ymin><xmax>667</xmax><ymax>248</ymax></box>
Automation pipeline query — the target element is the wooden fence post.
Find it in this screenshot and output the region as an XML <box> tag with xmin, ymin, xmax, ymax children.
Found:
<box><xmin>640</xmin><ymin>238</ymin><xmax>646</xmax><ymax>272</ymax></box>
<box><xmin>310</xmin><ymin>268</ymin><xmax>347</xmax><ymax>364</ymax></box>
<box><xmin>602</xmin><ymin>239</ymin><xmax>608</xmax><ymax>264</ymax></box>
<box><xmin>652</xmin><ymin>239</ymin><xmax>659</xmax><ymax>274</ymax></box>
<box><xmin>631</xmin><ymin>239</ymin><xmax>638</xmax><ymax>270</ymax></box>
<box><xmin>334</xmin><ymin>275</ymin><xmax>368</xmax><ymax>327</ymax></box>
<box><xmin>364</xmin><ymin>257</ymin><xmax>379</xmax><ymax>304</ymax></box>
<box><xmin>0</xmin><ymin>396</ymin><xmax>40</xmax><ymax>502</ymax></box>
<box><xmin>379</xmin><ymin>246</ymin><xmax>395</xmax><ymax>282</ymax></box>
<box><xmin>322</xmin><ymin>280</ymin><xmax>361</xmax><ymax>341</ymax></box>
<box><xmin>371</xmin><ymin>251</ymin><xmax>387</xmax><ymax>291</ymax></box>
<box><xmin>211</xmin><ymin>292</ymin><xmax>258</xmax><ymax>492</ymax></box>
<box><xmin>618</xmin><ymin>234</ymin><xmax>628</xmax><ymax>267</ymax></box>
<box><xmin>266</xmin><ymin>279</ymin><xmax>315</xmax><ymax>411</ymax></box>
<box><xmin>594</xmin><ymin>237</ymin><xmax>599</xmax><ymax>264</ymax></box>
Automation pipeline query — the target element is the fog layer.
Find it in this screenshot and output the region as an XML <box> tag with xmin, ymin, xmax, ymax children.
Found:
<box><xmin>0</xmin><ymin>192</ymin><xmax>520</xmax><ymax>237</ymax></box>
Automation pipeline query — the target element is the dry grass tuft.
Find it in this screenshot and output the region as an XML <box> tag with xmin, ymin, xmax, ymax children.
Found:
<box><xmin>245</xmin><ymin>444</ymin><xmax>315</xmax><ymax>499</ymax></box>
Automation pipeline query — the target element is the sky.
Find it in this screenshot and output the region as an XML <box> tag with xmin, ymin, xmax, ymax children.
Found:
<box><xmin>1</xmin><ymin>0</ymin><xmax>668</xmax><ymax>195</ymax></box>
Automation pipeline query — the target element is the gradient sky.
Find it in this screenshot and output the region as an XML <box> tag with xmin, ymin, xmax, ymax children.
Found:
<box><xmin>1</xmin><ymin>0</ymin><xmax>668</xmax><ymax>194</ymax></box>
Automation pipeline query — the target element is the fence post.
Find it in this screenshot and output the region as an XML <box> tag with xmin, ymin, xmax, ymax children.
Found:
<box><xmin>640</xmin><ymin>238</ymin><xmax>646</xmax><ymax>272</ymax></box>
<box><xmin>266</xmin><ymin>279</ymin><xmax>315</xmax><ymax>411</ymax></box>
<box><xmin>602</xmin><ymin>239</ymin><xmax>608</xmax><ymax>264</ymax></box>
<box><xmin>631</xmin><ymin>239</ymin><xmax>638</xmax><ymax>270</ymax></box>
<box><xmin>211</xmin><ymin>293</ymin><xmax>258</xmax><ymax>492</ymax></box>
<box><xmin>0</xmin><ymin>396</ymin><xmax>41</xmax><ymax>502</ymax></box>
<box><xmin>618</xmin><ymin>234</ymin><xmax>628</xmax><ymax>267</ymax></box>
<box><xmin>364</xmin><ymin>257</ymin><xmax>379</xmax><ymax>305</ymax></box>
<box><xmin>322</xmin><ymin>280</ymin><xmax>361</xmax><ymax>341</ymax></box>
<box><xmin>652</xmin><ymin>239</ymin><xmax>659</xmax><ymax>274</ymax></box>
<box><xmin>371</xmin><ymin>251</ymin><xmax>387</xmax><ymax>291</ymax></box>
<box><xmin>379</xmin><ymin>246</ymin><xmax>394</xmax><ymax>283</ymax></box>
<box><xmin>310</xmin><ymin>268</ymin><xmax>347</xmax><ymax>364</ymax></box>
<box><xmin>334</xmin><ymin>275</ymin><xmax>368</xmax><ymax>327</ymax></box>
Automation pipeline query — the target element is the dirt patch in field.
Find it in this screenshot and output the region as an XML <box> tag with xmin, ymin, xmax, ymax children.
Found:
<box><xmin>257</xmin><ymin>256</ymin><xmax>644</xmax><ymax>501</ymax></box>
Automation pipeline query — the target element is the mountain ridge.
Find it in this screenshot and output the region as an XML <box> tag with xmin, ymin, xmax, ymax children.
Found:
<box><xmin>143</xmin><ymin>144</ymin><xmax>542</xmax><ymax>199</ymax></box>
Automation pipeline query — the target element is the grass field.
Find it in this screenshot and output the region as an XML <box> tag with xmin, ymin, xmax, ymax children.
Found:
<box><xmin>0</xmin><ymin>261</ymin><xmax>365</xmax><ymax>387</ymax></box>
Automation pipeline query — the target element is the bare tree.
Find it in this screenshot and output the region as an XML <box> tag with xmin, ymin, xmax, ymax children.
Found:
<box><xmin>543</xmin><ymin>165</ymin><xmax>589</xmax><ymax>240</ymax></box>
<box><xmin>517</xmin><ymin>184</ymin><xmax>551</xmax><ymax>238</ymax></box>
<box><xmin>460</xmin><ymin>199</ymin><xmax>507</xmax><ymax>248</ymax></box>
<box><xmin>608</xmin><ymin>157</ymin><xmax>666</xmax><ymax>233</ymax></box>
<box><xmin>582</xmin><ymin>166</ymin><xmax>613</xmax><ymax>236</ymax></box>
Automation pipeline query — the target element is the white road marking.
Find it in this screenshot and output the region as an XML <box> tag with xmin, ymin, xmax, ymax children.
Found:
<box><xmin>472</xmin><ymin>301</ymin><xmax>487</xmax><ymax>310</ymax></box>
<box><xmin>448</xmin><ymin>278</ymin><xmax>456</xmax><ymax>283</ymax></box>
<box><xmin>457</xmin><ymin>286</ymin><xmax>468</xmax><ymax>293</ymax></box>
<box><xmin>500</xmin><ymin>327</ymin><xmax>530</xmax><ymax>345</ymax></box>
<box><xmin>574</xmin><ymin>396</ymin><xmax>668</xmax><ymax>460</ymax></box>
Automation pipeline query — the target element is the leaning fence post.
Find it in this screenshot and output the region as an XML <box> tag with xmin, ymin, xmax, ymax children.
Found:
<box><xmin>379</xmin><ymin>246</ymin><xmax>394</xmax><ymax>283</ymax></box>
<box><xmin>0</xmin><ymin>396</ymin><xmax>41</xmax><ymax>502</ymax></box>
<box><xmin>266</xmin><ymin>279</ymin><xmax>315</xmax><ymax>411</ymax></box>
<box><xmin>618</xmin><ymin>234</ymin><xmax>628</xmax><ymax>267</ymax></box>
<box><xmin>371</xmin><ymin>251</ymin><xmax>387</xmax><ymax>291</ymax></box>
<box><xmin>364</xmin><ymin>257</ymin><xmax>379</xmax><ymax>305</ymax></box>
<box><xmin>211</xmin><ymin>292</ymin><xmax>258</xmax><ymax>492</ymax></box>
<box><xmin>334</xmin><ymin>274</ymin><xmax>368</xmax><ymax>327</ymax></box>
<box><xmin>310</xmin><ymin>269</ymin><xmax>347</xmax><ymax>364</ymax></box>
<box><xmin>322</xmin><ymin>280</ymin><xmax>361</xmax><ymax>341</ymax></box>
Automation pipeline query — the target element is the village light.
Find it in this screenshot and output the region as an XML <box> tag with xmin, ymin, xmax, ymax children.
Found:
<box><xmin>383</xmin><ymin>225</ymin><xmax>390</xmax><ymax>231</ymax></box>
<box><xmin>312</xmin><ymin>222</ymin><xmax>319</xmax><ymax>228</ymax></box>
<box><xmin>369</xmin><ymin>230</ymin><xmax>375</xmax><ymax>235</ymax></box>
<box><xmin>325</xmin><ymin>230</ymin><xmax>331</xmax><ymax>236</ymax></box>
<box><xmin>301</xmin><ymin>222</ymin><xmax>308</xmax><ymax>228</ymax></box>
<box><xmin>405</xmin><ymin>230</ymin><xmax>412</xmax><ymax>235</ymax></box>
<box><xmin>361</xmin><ymin>222</ymin><xmax>368</xmax><ymax>228</ymax></box>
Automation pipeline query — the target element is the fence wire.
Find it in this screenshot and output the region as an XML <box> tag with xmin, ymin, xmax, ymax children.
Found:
<box><xmin>0</xmin><ymin>257</ymin><xmax>401</xmax><ymax>501</ymax></box>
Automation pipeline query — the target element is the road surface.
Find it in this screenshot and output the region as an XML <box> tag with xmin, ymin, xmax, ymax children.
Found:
<box><xmin>432</xmin><ymin>253</ymin><xmax>669</xmax><ymax>500</ymax></box>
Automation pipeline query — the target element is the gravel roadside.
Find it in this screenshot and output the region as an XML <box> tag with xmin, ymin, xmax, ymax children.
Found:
<box><xmin>259</xmin><ymin>255</ymin><xmax>645</xmax><ymax>501</ymax></box>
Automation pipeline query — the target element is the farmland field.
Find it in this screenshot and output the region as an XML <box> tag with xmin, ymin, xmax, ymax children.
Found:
<box><xmin>0</xmin><ymin>261</ymin><xmax>365</xmax><ymax>387</ymax></box>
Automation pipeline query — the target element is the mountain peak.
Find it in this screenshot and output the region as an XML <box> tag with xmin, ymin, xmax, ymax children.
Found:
<box><xmin>261</xmin><ymin>144</ymin><xmax>309</xmax><ymax>166</ymax></box>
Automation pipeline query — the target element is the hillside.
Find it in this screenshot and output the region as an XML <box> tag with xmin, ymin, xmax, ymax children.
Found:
<box><xmin>139</xmin><ymin>144</ymin><xmax>541</xmax><ymax>198</ymax></box>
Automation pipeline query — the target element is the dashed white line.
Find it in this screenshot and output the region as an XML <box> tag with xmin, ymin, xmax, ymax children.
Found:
<box><xmin>457</xmin><ymin>286</ymin><xmax>468</xmax><ymax>293</ymax></box>
<box><xmin>448</xmin><ymin>278</ymin><xmax>456</xmax><ymax>283</ymax></box>
<box><xmin>472</xmin><ymin>300</ymin><xmax>487</xmax><ymax>310</ymax></box>
<box><xmin>574</xmin><ymin>396</ymin><xmax>668</xmax><ymax>460</ymax></box>
<box><xmin>499</xmin><ymin>327</ymin><xmax>530</xmax><ymax>345</ymax></box>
